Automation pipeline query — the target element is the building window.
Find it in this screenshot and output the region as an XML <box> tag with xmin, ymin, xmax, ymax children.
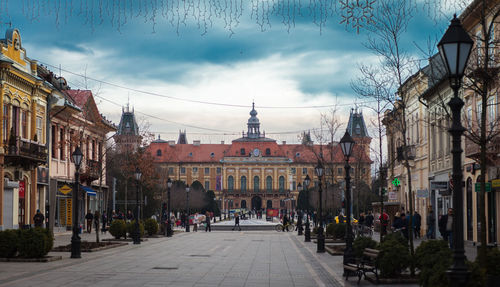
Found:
<box><xmin>60</xmin><ymin>128</ymin><xmax>65</xmax><ymax>160</ymax></box>
<box><xmin>240</xmin><ymin>148</ymin><xmax>245</xmax><ymax>155</ymax></box>
<box><xmin>21</xmin><ymin>110</ymin><xmax>28</xmax><ymax>139</ymax></box>
<box><xmin>168</xmin><ymin>167</ymin><xmax>174</xmax><ymax>174</ymax></box>
<box><xmin>181</xmin><ymin>167</ymin><xmax>186</xmax><ymax>174</ymax></box>
<box><xmin>51</xmin><ymin>126</ymin><xmax>57</xmax><ymax>158</ymax></box>
<box><xmin>302</xmin><ymin>168</ymin><xmax>307</xmax><ymax>175</ymax></box>
<box><xmin>362</xmin><ymin>168</ymin><xmax>366</xmax><ymax>174</ymax></box>
<box><xmin>3</xmin><ymin>104</ymin><xmax>9</xmax><ymax>143</ymax></box>
<box><xmin>188</xmin><ymin>152</ymin><xmax>193</xmax><ymax>157</ymax></box>
<box><xmin>291</xmin><ymin>168</ymin><xmax>296</xmax><ymax>175</ymax></box>
<box><xmin>204</xmin><ymin>167</ymin><xmax>210</xmax><ymax>174</ymax></box>
<box><xmin>488</xmin><ymin>96</ymin><xmax>496</xmax><ymax>129</ymax></box>
<box><xmin>216</xmin><ymin>167</ymin><xmax>221</xmax><ymax>174</ymax></box>
<box><xmin>205</xmin><ymin>181</ymin><xmax>210</xmax><ymax>191</ymax></box>
<box><xmin>296</xmin><ymin>152</ymin><xmax>300</xmax><ymax>157</ymax></box>
<box><xmin>241</xmin><ymin>176</ymin><xmax>247</xmax><ymax>192</ymax></box>
<box><xmin>279</xmin><ymin>176</ymin><xmax>285</xmax><ymax>192</ymax></box>
<box><xmin>156</xmin><ymin>149</ymin><xmax>162</xmax><ymax>156</ymax></box>
<box><xmin>266</xmin><ymin>176</ymin><xmax>273</xmax><ymax>192</ymax></box>
<box><xmin>265</xmin><ymin>148</ymin><xmax>271</xmax><ymax>155</ymax></box>
<box><xmin>476</xmin><ymin>100</ymin><xmax>482</xmax><ymax>127</ymax></box>
<box><xmin>338</xmin><ymin>168</ymin><xmax>343</xmax><ymax>175</ymax></box>
<box><xmin>253</xmin><ymin>176</ymin><xmax>260</xmax><ymax>192</ymax></box>
<box><xmin>228</xmin><ymin>176</ymin><xmax>234</xmax><ymax>191</ymax></box>
<box><xmin>292</xmin><ymin>181</ymin><xmax>296</xmax><ymax>190</ymax></box>
<box><xmin>98</xmin><ymin>142</ymin><xmax>103</xmax><ymax>161</ymax></box>
<box><xmin>193</xmin><ymin>167</ymin><xmax>198</xmax><ymax>173</ymax></box>
<box><xmin>210</xmin><ymin>152</ymin><xmax>215</xmax><ymax>157</ymax></box>
<box><xmin>12</xmin><ymin>106</ymin><xmax>19</xmax><ymax>136</ymax></box>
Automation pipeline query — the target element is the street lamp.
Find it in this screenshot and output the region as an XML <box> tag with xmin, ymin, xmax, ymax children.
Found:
<box><xmin>315</xmin><ymin>161</ymin><xmax>325</xmax><ymax>253</ymax></box>
<box><xmin>297</xmin><ymin>183</ymin><xmax>303</xmax><ymax>236</ymax></box>
<box><xmin>340</xmin><ymin>130</ymin><xmax>355</xmax><ymax>265</ymax></box>
<box><xmin>185</xmin><ymin>184</ymin><xmax>190</xmax><ymax>232</ymax></box>
<box><xmin>133</xmin><ymin>167</ymin><xmax>142</xmax><ymax>244</ymax></box>
<box><xmin>70</xmin><ymin>147</ymin><xmax>83</xmax><ymax>259</ymax></box>
<box><xmin>438</xmin><ymin>14</ymin><xmax>473</xmax><ymax>286</ymax></box>
<box><xmin>166</xmin><ymin>178</ymin><xmax>173</xmax><ymax>237</ymax></box>
<box><xmin>304</xmin><ymin>174</ymin><xmax>311</xmax><ymax>242</ymax></box>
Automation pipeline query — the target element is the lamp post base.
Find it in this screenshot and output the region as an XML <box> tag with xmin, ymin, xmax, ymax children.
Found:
<box><xmin>166</xmin><ymin>220</ymin><xmax>173</xmax><ymax>237</ymax></box>
<box><xmin>446</xmin><ymin>267</ymin><xmax>469</xmax><ymax>287</ymax></box>
<box><xmin>298</xmin><ymin>225</ymin><xmax>303</xmax><ymax>236</ymax></box>
<box><xmin>70</xmin><ymin>234</ymin><xmax>81</xmax><ymax>259</ymax></box>
<box><xmin>317</xmin><ymin>228</ymin><xmax>325</xmax><ymax>253</ymax></box>
<box><xmin>305</xmin><ymin>221</ymin><xmax>311</xmax><ymax>242</ymax></box>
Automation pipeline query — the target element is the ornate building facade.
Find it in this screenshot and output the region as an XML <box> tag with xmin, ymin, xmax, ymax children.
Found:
<box><xmin>148</xmin><ymin>104</ymin><xmax>372</xmax><ymax>213</ymax></box>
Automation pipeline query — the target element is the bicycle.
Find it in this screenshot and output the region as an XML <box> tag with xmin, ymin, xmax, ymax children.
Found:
<box><xmin>275</xmin><ymin>223</ymin><xmax>295</xmax><ymax>232</ymax></box>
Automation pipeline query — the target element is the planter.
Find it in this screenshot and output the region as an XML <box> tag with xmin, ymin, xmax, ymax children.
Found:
<box><xmin>487</xmin><ymin>275</ymin><xmax>500</xmax><ymax>287</ymax></box>
<box><xmin>325</xmin><ymin>244</ymin><xmax>345</xmax><ymax>256</ymax></box>
<box><xmin>52</xmin><ymin>241</ymin><xmax>128</xmax><ymax>252</ymax></box>
<box><xmin>366</xmin><ymin>273</ymin><xmax>418</xmax><ymax>284</ymax></box>
<box><xmin>0</xmin><ymin>255</ymin><xmax>62</xmax><ymax>262</ymax></box>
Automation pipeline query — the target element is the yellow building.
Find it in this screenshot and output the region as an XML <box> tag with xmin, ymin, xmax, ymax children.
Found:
<box><xmin>0</xmin><ymin>28</ymin><xmax>51</xmax><ymax>230</ymax></box>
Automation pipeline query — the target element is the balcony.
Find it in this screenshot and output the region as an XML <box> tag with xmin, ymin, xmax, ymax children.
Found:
<box><xmin>396</xmin><ymin>145</ymin><xmax>416</xmax><ymax>161</ymax></box>
<box><xmin>465</xmin><ymin>136</ymin><xmax>500</xmax><ymax>165</ymax></box>
<box><xmin>4</xmin><ymin>137</ymin><xmax>47</xmax><ymax>168</ymax></box>
<box><xmin>80</xmin><ymin>159</ymin><xmax>101</xmax><ymax>183</ymax></box>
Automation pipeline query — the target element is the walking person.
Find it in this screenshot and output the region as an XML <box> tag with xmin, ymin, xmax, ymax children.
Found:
<box><xmin>426</xmin><ymin>209</ymin><xmax>435</xmax><ymax>239</ymax></box>
<box><xmin>85</xmin><ymin>210</ymin><xmax>94</xmax><ymax>233</ymax></box>
<box><xmin>413</xmin><ymin>211</ymin><xmax>421</xmax><ymax>238</ymax></box>
<box><xmin>379</xmin><ymin>209</ymin><xmax>389</xmax><ymax>236</ymax></box>
<box><xmin>205</xmin><ymin>212</ymin><xmax>211</xmax><ymax>232</ymax></box>
<box><xmin>101</xmin><ymin>211</ymin><xmax>108</xmax><ymax>234</ymax></box>
<box><xmin>232</xmin><ymin>213</ymin><xmax>241</xmax><ymax>231</ymax></box>
<box><xmin>33</xmin><ymin>209</ymin><xmax>44</xmax><ymax>228</ymax></box>
<box><xmin>438</xmin><ymin>208</ymin><xmax>454</xmax><ymax>248</ymax></box>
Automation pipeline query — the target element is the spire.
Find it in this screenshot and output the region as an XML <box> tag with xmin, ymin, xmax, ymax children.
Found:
<box><xmin>347</xmin><ymin>108</ymin><xmax>369</xmax><ymax>138</ymax></box>
<box><xmin>178</xmin><ymin>130</ymin><xmax>187</xmax><ymax>144</ymax></box>
<box><xmin>247</xmin><ymin>102</ymin><xmax>260</xmax><ymax>139</ymax></box>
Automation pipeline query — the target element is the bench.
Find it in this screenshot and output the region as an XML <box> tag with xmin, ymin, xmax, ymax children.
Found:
<box><xmin>344</xmin><ymin>248</ymin><xmax>380</xmax><ymax>284</ymax></box>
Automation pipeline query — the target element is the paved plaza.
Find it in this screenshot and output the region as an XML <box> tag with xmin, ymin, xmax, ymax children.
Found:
<box><xmin>0</xmin><ymin>227</ymin><xmax>479</xmax><ymax>287</ymax></box>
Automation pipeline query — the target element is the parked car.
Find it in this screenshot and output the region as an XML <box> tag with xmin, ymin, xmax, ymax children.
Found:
<box><xmin>335</xmin><ymin>216</ymin><xmax>358</xmax><ymax>224</ymax></box>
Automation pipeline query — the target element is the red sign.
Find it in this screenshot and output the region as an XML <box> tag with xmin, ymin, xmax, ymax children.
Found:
<box><xmin>266</xmin><ymin>208</ymin><xmax>279</xmax><ymax>217</ymax></box>
<box><xmin>19</xmin><ymin>180</ymin><xmax>25</xmax><ymax>198</ymax></box>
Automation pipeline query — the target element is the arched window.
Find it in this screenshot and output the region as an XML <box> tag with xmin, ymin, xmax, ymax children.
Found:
<box><xmin>241</xmin><ymin>176</ymin><xmax>247</xmax><ymax>192</ymax></box>
<box><xmin>156</xmin><ymin>149</ymin><xmax>162</xmax><ymax>156</ymax></box>
<box><xmin>253</xmin><ymin>176</ymin><xmax>260</xmax><ymax>192</ymax></box>
<box><xmin>267</xmin><ymin>200</ymin><xmax>273</xmax><ymax>208</ymax></box>
<box><xmin>266</xmin><ymin>176</ymin><xmax>273</xmax><ymax>192</ymax></box>
<box><xmin>279</xmin><ymin>176</ymin><xmax>285</xmax><ymax>192</ymax></box>
<box><xmin>228</xmin><ymin>176</ymin><xmax>234</xmax><ymax>191</ymax></box>
<box><xmin>240</xmin><ymin>148</ymin><xmax>245</xmax><ymax>155</ymax></box>
<box><xmin>265</xmin><ymin>148</ymin><xmax>271</xmax><ymax>155</ymax></box>
<box><xmin>241</xmin><ymin>200</ymin><xmax>247</xmax><ymax>209</ymax></box>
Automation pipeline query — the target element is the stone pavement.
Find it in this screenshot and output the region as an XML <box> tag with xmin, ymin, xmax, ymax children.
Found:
<box><xmin>0</xmin><ymin>229</ymin><xmax>480</xmax><ymax>287</ymax></box>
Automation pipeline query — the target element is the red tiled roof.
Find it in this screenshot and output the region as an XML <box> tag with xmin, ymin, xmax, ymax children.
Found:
<box><xmin>64</xmin><ymin>89</ymin><xmax>91</xmax><ymax>108</ymax></box>
<box><xmin>147</xmin><ymin>141</ymin><xmax>372</xmax><ymax>164</ymax></box>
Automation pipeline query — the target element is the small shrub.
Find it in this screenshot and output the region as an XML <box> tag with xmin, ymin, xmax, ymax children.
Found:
<box><xmin>383</xmin><ymin>231</ymin><xmax>408</xmax><ymax>247</ymax></box>
<box><xmin>144</xmin><ymin>218</ymin><xmax>159</xmax><ymax>236</ymax></box>
<box><xmin>466</xmin><ymin>260</ymin><xmax>486</xmax><ymax>287</ymax></box>
<box><xmin>109</xmin><ymin>220</ymin><xmax>127</xmax><ymax>239</ymax></box>
<box><xmin>485</xmin><ymin>247</ymin><xmax>500</xmax><ymax>276</ymax></box>
<box><xmin>377</xmin><ymin>238</ymin><xmax>410</xmax><ymax>278</ymax></box>
<box><xmin>17</xmin><ymin>228</ymin><xmax>49</xmax><ymax>258</ymax></box>
<box><xmin>333</xmin><ymin>223</ymin><xmax>346</xmax><ymax>239</ymax></box>
<box><xmin>39</xmin><ymin>228</ymin><xmax>54</xmax><ymax>254</ymax></box>
<box><xmin>353</xmin><ymin>236</ymin><xmax>378</xmax><ymax>258</ymax></box>
<box><xmin>415</xmin><ymin>240</ymin><xmax>452</xmax><ymax>287</ymax></box>
<box><xmin>0</xmin><ymin>230</ymin><xmax>19</xmax><ymax>258</ymax></box>
<box><xmin>312</xmin><ymin>227</ymin><xmax>318</xmax><ymax>234</ymax></box>
<box><xmin>126</xmin><ymin>220</ymin><xmax>145</xmax><ymax>237</ymax></box>
<box><xmin>325</xmin><ymin>223</ymin><xmax>335</xmax><ymax>237</ymax></box>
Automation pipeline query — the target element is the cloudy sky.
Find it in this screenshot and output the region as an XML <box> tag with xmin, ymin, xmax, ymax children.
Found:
<box><xmin>3</xmin><ymin>0</ymin><xmax>466</xmax><ymax>146</ymax></box>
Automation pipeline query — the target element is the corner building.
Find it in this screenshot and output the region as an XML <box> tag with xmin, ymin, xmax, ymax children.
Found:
<box><xmin>148</xmin><ymin>105</ymin><xmax>372</xmax><ymax>212</ymax></box>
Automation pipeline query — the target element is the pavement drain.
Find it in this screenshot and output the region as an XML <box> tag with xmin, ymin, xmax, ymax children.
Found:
<box><xmin>251</xmin><ymin>239</ymin><xmax>264</xmax><ymax>242</ymax></box>
<box><xmin>152</xmin><ymin>267</ymin><xmax>179</xmax><ymax>270</ymax></box>
<box><xmin>189</xmin><ymin>254</ymin><xmax>211</xmax><ymax>257</ymax></box>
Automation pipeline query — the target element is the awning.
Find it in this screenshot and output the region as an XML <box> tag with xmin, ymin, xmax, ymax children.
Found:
<box><xmin>81</xmin><ymin>186</ymin><xmax>96</xmax><ymax>196</ymax></box>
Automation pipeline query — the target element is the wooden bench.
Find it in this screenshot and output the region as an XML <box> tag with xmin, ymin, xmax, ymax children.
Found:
<box><xmin>344</xmin><ymin>248</ymin><xmax>380</xmax><ymax>284</ymax></box>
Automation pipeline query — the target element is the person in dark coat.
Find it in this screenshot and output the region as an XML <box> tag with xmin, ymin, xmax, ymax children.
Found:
<box><xmin>426</xmin><ymin>210</ymin><xmax>435</xmax><ymax>239</ymax></box>
<box><xmin>101</xmin><ymin>211</ymin><xmax>108</xmax><ymax>234</ymax></box>
<box><xmin>438</xmin><ymin>208</ymin><xmax>453</xmax><ymax>248</ymax></box>
<box><xmin>232</xmin><ymin>214</ymin><xmax>241</xmax><ymax>231</ymax></box>
<box><xmin>85</xmin><ymin>210</ymin><xmax>94</xmax><ymax>233</ymax></box>
<box><xmin>33</xmin><ymin>209</ymin><xmax>44</xmax><ymax>227</ymax></box>
<box><xmin>413</xmin><ymin>211</ymin><xmax>421</xmax><ymax>238</ymax></box>
<box><xmin>365</xmin><ymin>211</ymin><xmax>374</xmax><ymax>228</ymax></box>
<box><xmin>205</xmin><ymin>213</ymin><xmax>211</xmax><ymax>232</ymax></box>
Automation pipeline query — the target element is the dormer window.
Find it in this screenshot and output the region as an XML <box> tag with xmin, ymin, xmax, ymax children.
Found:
<box><xmin>210</xmin><ymin>152</ymin><xmax>215</xmax><ymax>157</ymax></box>
<box><xmin>189</xmin><ymin>152</ymin><xmax>193</xmax><ymax>157</ymax></box>
<box><xmin>265</xmin><ymin>148</ymin><xmax>271</xmax><ymax>156</ymax></box>
<box><xmin>240</xmin><ymin>148</ymin><xmax>245</xmax><ymax>156</ymax></box>
<box><xmin>156</xmin><ymin>149</ymin><xmax>162</xmax><ymax>156</ymax></box>
<box><xmin>296</xmin><ymin>152</ymin><xmax>300</xmax><ymax>157</ymax></box>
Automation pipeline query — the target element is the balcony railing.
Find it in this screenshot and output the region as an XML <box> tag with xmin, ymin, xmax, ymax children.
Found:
<box><xmin>4</xmin><ymin>137</ymin><xmax>48</xmax><ymax>166</ymax></box>
<box><xmin>396</xmin><ymin>145</ymin><xmax>416</xmax><ymax>161</ymax></box>
<box><xmin>465</xmin><ymin>136</ymin><xmax>500</xmax><ymax>164</ymax></box>
<box><xmin>80</xmin><ymin>159</ymin><xmax>102</xmax><ymax>182</ymax></box>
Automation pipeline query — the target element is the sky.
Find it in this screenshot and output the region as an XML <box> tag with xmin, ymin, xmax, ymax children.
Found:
<box><xmin>1</xmin><ymin>0</ymin><xmax>469</xmax><ymax>148</ymax></box>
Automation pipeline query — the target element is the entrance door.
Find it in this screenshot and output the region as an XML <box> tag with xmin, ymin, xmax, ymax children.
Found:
<box><xmin>267</xmin><ymin>200</ymin><xmax>272</xmax><ymax>209</ymax></box>
<box><xmin>2</xmin><ymin>189</ymin><xmax>13</xmax><ymax>229</ymax></box>
<box><xmin>251</xmin><ymin>196</ymin><xmax>262</xmax><ymax>210</ymax></box>
<box><xmin>241</xmin><ymin>200</ymin><xmax>247</xmax><ymax>209</ymax></box>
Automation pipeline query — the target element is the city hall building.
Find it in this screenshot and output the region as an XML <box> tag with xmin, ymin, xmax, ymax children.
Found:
<box><xmin>148</xmin><ymin>105</ymin><xmax>372</xmax><ymax>212</ymax></box>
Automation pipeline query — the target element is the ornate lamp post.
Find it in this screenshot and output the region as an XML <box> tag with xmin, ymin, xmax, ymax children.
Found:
<box><xmin>340</xmin><ymin>130</ymin><xmax>355</xmax><ymax>265</ymax></box>
<box><xmin>438</xmin><ymin>14</ymin><xmax>473</xmax><ymax>286</ymax></box>
<box><xmin>166</xmin><ymin>178</ymin><xmax>173</xmax><ymax>237</ymax></box>
<box><xmin>185</xmin><ymin>184</ymin><xmax>190</xmax><ymax>232</ymax></box>
<box><xmin>70</xmin><ymin>147</ymin><xmax>83</xmax><ymax>259</ymax></box>
<box><xmin>133</xmin><ymin>167</ymin><xmax>142</xmax><ymax>244</ymax></box>
<box><xmin>297</xmin><ymin>183</ymin><xmax>303</xmax><ymax>236</ymax></box>
<box><xmin>315</xmin><ymin>162</ymin><xmax>325</xmax><ymax>253</ymax></box>
<box><xmin>304</xmin><ymin>175</ymin><xmax>311</xmax><ymax>242</ymax></box>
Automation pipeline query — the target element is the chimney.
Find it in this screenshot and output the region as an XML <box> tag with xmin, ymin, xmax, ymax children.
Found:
<box><xmin>168</xmin><ymin>140</ymin><xmax>175</xmax><ymax>146</ymax></box>
<box><xmin>193</xmin><ymin>140</ymin><xmax>201</xmax><ymax>146</ymax></box>
<box><xmin>282</xmin><ymin>141</ymin><xmax>286</xmax><ymax>145</ymax></box>
<box><xmin>221</xmin><ymin>141</ymin><xmax>225</xmax><ymax>144</ymax></box>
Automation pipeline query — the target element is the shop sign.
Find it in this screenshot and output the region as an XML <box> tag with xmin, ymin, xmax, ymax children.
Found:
<box><xmin>37</xmin><ymin>167</ymin><xmax>49</xmax><ymax>185</ymax></box>
<box><xmin>475</xmin><ymin>182</ymin><xmax>491</xmax><ymax>192</ymax></box>
<box><xmin>492</xmin><ymin>179</ymin><xmax>500</xmax><ymax>188</ymax></box>
<box><xmin>59</xmin><ymin>185</ymin><xmax>72</xmax><ymax>195</ymax></box>
<box><xmin>388</xmin><ymin>191</ymin><xmax>397</xmax><ymax>200</ymax></box>
<box><xmin>19</xmin><ymin>180</ymin><xmax>25</xmax><ymax>198</ymax></box>
<box><xmin>416</xmin><ymin>189</ymin><xmax>428</xmax><ymax>198</ymax></box>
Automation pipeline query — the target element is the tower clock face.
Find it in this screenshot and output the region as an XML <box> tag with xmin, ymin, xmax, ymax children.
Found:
<box><xmin>253</xmin><ymin>148</ymin><xmax>260</xmax><ymax>156</ymax></box>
